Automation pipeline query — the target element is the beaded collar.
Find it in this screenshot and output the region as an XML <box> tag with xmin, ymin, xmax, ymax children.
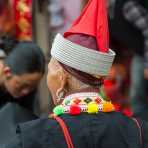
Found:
<box><xmin>53</xmin><ymin>92</ymin><xmax>115</xmax><ymax>116</ymax></box>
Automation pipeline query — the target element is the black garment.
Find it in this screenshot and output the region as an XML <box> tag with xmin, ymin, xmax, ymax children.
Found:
<box><xmin>0</xmin><ymin>103</ymin><xmax>37</xmax><ymax>146</ymax></box>
<box><xmin>133</xmin><ymin>78</ymin><xmax>148</xmax><ymax>122</ymax></box>
<box><xmin>0</xmin><ymin>87</ymin><xmax>37</xmax><ymax>111</ymax></box>
<box><xmin>109</xmin><ymin>0</ymin><xmax>144</xmax><ymax>56</ymax></box>
<box><xmin>5</xmin><ymin>112</ymin><xmax>148</xmax><ymax>148</ymax></box>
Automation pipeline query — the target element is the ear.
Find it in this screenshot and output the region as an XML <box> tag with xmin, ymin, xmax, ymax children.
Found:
<box><xmin>3</xmin><ymin>66</ymin><xmax>12</xmax><ymax>78</ymax></box>
<box><xmin>59</xmin><ymin>69</ymin><xmax>68</xmax><ymax>90</ymax></box>
<box><xmin>0</xmin><ymin>62</ymin><xmax>4</xmax><ymax>69</ymax></box>
<box><xmin>55</xmin><ymin>70</ymin><xmax>68</xmax><ymax>104</ymax></box>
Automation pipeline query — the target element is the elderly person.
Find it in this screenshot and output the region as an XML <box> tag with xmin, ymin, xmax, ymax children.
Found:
<box><xmin>6</xmin><ymin>0</ymin><xmax>148</xmax><ymax>147</ymax></box>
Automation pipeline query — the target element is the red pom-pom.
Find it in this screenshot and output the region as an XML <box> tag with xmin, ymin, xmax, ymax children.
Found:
<box><xmin>70</xmin><ymin>105</ymin><xmax>81</xmax><ymax>115</ymax></box>
<box><xmin>113</xmin><ymin>103</ymin><xmax>133</xmax><ymax>117</ymax></box>
<box><xmin>122</xmin><ymin>108</ymin><xmax>133</xmax><ymax>117</ymax></box>
<box><xmin>113</xmin><ymin>103</ymin><xmax>121</xmax><ymax>112</ymax></box>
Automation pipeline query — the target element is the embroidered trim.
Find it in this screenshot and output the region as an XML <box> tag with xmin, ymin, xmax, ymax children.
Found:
<box><xmin>53</xmin><ymin>92</ymin><xmax>115</xmax><ymax>116</ymax></box>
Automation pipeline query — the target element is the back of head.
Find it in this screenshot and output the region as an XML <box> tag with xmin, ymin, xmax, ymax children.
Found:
<box><xmin>4</xmin><ymin>41</ymin><xmax>45</xmax><ymax>75</ymax></box>
<box><xmin>59</xmin><ymin>34</ymin><xmax>103</xmax><ymax>87</ymax></box>
<box><xmin>51</xmin><ymin>0</ymin><xmax>115</xmax><ymax>87</ymax></box>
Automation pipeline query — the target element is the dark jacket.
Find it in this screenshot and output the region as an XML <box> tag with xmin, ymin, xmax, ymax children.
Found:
<box><xmin>0</xmin><ymin>87</ymin><xmax>37</xmax><ymax>111</ymax></box>
<box><xmin>5</xmin><ymin>112</ymin><xmax>148</xmax><ymax>148</ymax></box>
<box><xmin>0</xmin><ymin>103</ymin><xmax>37</xmax><ymax>147</ymax></box>
<box><xmin>109</xmin><ymin>0</ymin><xmax>144</xmax><ymax>55</ymax></box>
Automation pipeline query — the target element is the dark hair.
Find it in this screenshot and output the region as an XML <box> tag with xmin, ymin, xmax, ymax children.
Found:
<box><xmin>0</xmin><ymin>35</ymin><xmax>18</xmax><ymax>55</ymax></box>
<box><xmin>4</xmin><ymin>41</ymin><xmax>45</xmax><ymax>75</ymax></box>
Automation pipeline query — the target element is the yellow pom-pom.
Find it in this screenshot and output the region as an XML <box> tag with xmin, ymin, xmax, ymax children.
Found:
<box><xmin>87</xmin><ymin>102</ymin><xmax>98</xmax><ymax>114</ymax></box>
<box><xmin>102</xmin><ymin>102</ymin><xmax>115</xmax><ymax>112</ymax></box>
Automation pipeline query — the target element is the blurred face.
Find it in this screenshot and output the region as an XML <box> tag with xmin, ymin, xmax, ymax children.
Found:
<box><xmin>4</xmin><ymin>72</ymin><xmax>43</xmax><ymax>98</ymax></box>
<box><xmin>47</xmin><ymin>58</ymin><xmax>64</xmax><ymax>104</ymax></box>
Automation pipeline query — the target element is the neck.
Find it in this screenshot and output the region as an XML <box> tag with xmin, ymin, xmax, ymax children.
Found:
<box><xmin>0</xmin><ymin>75</ymin><xmax>5</xmax><ymax>87</ymax></box>
<box><xmin>56</xmin><ymin>87</ymin><xmax>100</xmax><ymax>105</ymax></box>
<box><xmin>0</xmin><ymin>61</ymin><xmax>5</xmax><ymax>86</ymax></box>
<box><xmin>65</xmin><ymin>87</ymin><xmax>100</xmax><ymax>97</ymax></box>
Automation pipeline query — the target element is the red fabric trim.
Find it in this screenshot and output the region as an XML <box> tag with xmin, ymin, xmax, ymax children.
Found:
<box><xmin>132</xmin><ymin>118</ymin><xmax>143</xmax><ymax>147</ymax></box>
<box><xmin>50</xmin><ymin>114</ymin><xmax>74</xmax><ymax>148</ymax></box>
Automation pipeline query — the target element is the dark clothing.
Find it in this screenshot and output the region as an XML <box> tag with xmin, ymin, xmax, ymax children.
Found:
<box><xmin>0</xmin><ymin>103</ymin><xmax>37</xmax><ymax>146</ymax></box>
<box><xmin>0</xmin><ymin>87</ymin><xmax>38</xmax><ymax>146</ymax></box>
<box><xmin>0</xmin><ymin>87</ymin><xmax>37</xmax><ymax>111</ymax></box>
<box><xmin>5</xmin><ymin>112</ymin><xmax>148</xmax><ymax>148</ymax></box>
<box><xmin>0</xmin><ymin>87</ymin><xmax>39</xmax><ymax>146</ymax></box>
<box><xmin>123</xmin><ymin>0</ymin><xmax>148</xmax><ymax>68</ymax></box>
<box><xmin>109</xmin><ymin>0</ymin><xmax>148</xmax><ymax>125</ymax></box>
<box><xmin>109</xmin><ymin>0</ymin><xmax>144</xmax><ymax>56</ymax></box>
<box><xmin>133</xmin><ymin>79</ymin><xmax>148</xmax><ymax>122</ymax></box>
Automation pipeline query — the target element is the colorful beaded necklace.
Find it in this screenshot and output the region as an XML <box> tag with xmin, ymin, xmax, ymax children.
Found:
<box><xmin>53</xmin><ymin>92</ymin><xmax>115</xmax><ymax>116</ymax></box>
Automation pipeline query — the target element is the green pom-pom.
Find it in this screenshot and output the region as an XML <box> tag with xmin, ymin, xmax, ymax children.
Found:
<box><xmin>53</xmin><ymin>105</ymin><xmax>64</xmax><ymax>116</ymax></box>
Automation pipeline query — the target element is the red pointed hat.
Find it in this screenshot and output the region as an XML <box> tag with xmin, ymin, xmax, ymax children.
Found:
<box><xmin>51</xmin><ymin>0</ymin><xmax>115</xmax><ymax>76</ymax></box>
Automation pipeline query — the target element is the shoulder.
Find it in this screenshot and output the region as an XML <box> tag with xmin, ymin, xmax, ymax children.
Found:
<box><xmin>4</xmin><ymin>117</ymin><xmax>57</xmax><ymax>148</ymax></box>
<box><xmin>18</xmin><ymin>116</ymin><xmax>57</xmax><ymax>136</ymax></box>
<box><xmin>16</xmin><ymin>112</ymin><xmax>144</xmax><ymax>148</ymax></box>
<box><xmin>16</xmin><ymin>116</ymin><xmax>58</xmax><ymax>148</ymax></box>
<box><xmin>18</xmin><ymin>112</ymin><xmax>136</xmax><ymax>131</ymax></box>
<box><xmin>18</xmin><ymin>112</ymin><xmax>138</xmax><ymax>133</ymax></box>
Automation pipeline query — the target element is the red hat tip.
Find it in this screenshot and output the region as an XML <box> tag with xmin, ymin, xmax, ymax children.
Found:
<box><xmin>64</xmin><ymin>0</ymin><xmax>109</xmax><ymax>53</ymax></box>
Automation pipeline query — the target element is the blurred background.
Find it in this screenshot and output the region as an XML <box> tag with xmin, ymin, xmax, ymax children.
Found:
<box><xmin>0</xmin><ymin>0</ymin><xmax>85</xmax><ymax>116</ymax></box>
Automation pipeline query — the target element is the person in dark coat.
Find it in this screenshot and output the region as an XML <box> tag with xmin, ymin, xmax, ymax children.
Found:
<box><xmin>0</xmin><ymin>102</ymin><xmax>37</xmax><ymax>146</ymax></box>
<box><xmin>0</xmin><ymin>41</ymin><xmax>45</xmax><ymax>146</ymax></box>
<box><xmin>5</xmin><ymin>0</ymin><xmax>148</xmax><ymax>147</ymax></box>
<box><xmin>109</xmin><ymin>0</ymin><xmax>148</xmax><ymax>121</ymax></box>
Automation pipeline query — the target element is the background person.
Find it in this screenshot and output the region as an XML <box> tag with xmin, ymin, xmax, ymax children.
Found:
<box><xmin>0</xmin><ymin>41</ymin><xmax>45</xmax><ymax>146</ymax></box>
<box><xmin>0</xmin><ymin>41</ymin><xmax>45</xmax><ymax>111</ymax></box>
<box><xmin>108</xmin><ymin>0</ymin><xmax>148</xmax><ymax>121</ymax></box>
